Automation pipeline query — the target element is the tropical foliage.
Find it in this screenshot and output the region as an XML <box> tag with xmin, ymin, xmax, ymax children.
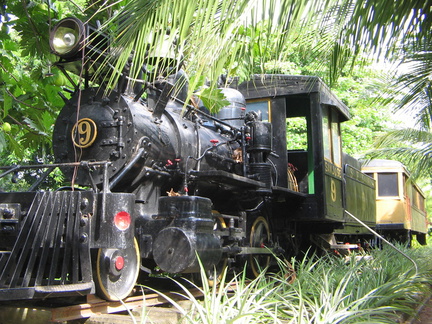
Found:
<box><xmin>366</xmin><ymin>38</ymin><xmax>432</xmax><ymax>180</ymax></box>
<box><xmin>92</xmin><ymin>0</ymin><xmax>431</xmax><ymax>88</ymax></box>
<box><xmin>0</xmin><ymin>1</ymin><xmax>75</xmax><ymax>162</ymax></box>
<box><xmin>143</xmin><ymin>246</ymin><xmax>432</xmax><ymax>323</ymax></box>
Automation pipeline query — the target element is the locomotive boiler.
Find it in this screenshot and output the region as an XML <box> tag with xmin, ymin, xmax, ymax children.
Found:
<box><xmin>0</xmin><ymin>16</ymin><xmax>406</xmax><ymax>302</ymax></box>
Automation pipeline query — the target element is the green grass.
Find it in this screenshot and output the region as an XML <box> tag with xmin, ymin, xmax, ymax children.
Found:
<box><xmin>140</xmin><ymin>244</ymin><xmax>432</xmax><ymax>324</ymax></box>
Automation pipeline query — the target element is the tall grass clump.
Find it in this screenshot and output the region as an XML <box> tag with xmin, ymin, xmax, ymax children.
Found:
<box><xmin>142</xmin><ymin>244</ymin><xmax>432</xmax><ymax>323</ymax></box>
<box><xmin>144</xmin><ymin>264</ymin><xmax>283</xmax><ymax>323</ymax></box>
<box><xmin>275</xmin><ymin>246</ymin><xmax>432</xmax><ymax>323</ymax></box>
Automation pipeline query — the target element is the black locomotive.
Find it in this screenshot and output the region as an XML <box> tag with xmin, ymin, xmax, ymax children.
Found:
<box><xmin>0</xmin><ymin>17</ymin><xmax>378</xmax><ymax>301</ymax></box>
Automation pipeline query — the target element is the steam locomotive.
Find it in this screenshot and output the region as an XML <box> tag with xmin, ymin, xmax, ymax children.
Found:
<box><xmin>0</xmin><ymin>17</ymin><xmax>422</xmax><ymax>302</ymax></box>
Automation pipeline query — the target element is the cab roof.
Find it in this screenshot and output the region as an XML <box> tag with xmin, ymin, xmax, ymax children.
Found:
<box><xmin>230</xmin><ymin>74</ymin><xmax>351</xmax><ymax>121</ymax></box>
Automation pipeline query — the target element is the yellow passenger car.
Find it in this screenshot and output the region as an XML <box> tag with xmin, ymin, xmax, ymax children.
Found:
<box><xmin>362</xmin><ymin>159</ymin><xmax>428</xmax><ymax>245</ymax></box>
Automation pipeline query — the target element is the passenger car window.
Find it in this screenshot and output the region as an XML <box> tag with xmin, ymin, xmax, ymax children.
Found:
<box><xmin>377</xmin><ymin>173</ymin><xmax>399</xmax><ymax>197</ymax></box>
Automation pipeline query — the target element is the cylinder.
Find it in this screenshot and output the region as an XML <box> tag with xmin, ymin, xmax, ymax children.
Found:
<box><xmin>153</xmin><ymin>227</ymin><xmax>222</xmax><ymax>273</ymax></box>
<box><xmin>153</xmin><ymin>195</ymin><xmax>222</xmax><ymax>273</ymax></box>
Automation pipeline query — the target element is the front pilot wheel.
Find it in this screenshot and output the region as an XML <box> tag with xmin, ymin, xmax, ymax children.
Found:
<box><xmin>93</xmin><ymin>238</ymin><xmax>140</xmax><ymax>301</ymax></box>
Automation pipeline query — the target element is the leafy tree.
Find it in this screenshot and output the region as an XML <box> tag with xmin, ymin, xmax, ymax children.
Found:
<box><xmin>333</xmin><ymin>67</ymin><xmax>393</xmax><ymax>157</ymax></box>
<box><xmin>0</xmin><ymin>1</ymin><xmax>91</xmax><ymax>189</ymax></box>
<box><xmin>0</xmin><ymin>0</ymin><xmax>87</xmax><ymax>161</ymax></box>
<box><xmin>1</xmin><ymin>7</ymin><xmax>57</xmax><ymax>161</ymax></box>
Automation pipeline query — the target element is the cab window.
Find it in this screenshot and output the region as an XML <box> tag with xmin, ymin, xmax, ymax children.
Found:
<box><xmin>322</xmin><ymin>106</ymin><xmax>342</xmax><ymax>166</ymax></box>
<box><xmin>286</xmin><ymin>117</ymin><xmax>307</xmax><ymax>150</ymax></box>
<box><xmin>245</xmin><ymin>100</ymin><xmax>270</xmax><ymax>121</ymax></box>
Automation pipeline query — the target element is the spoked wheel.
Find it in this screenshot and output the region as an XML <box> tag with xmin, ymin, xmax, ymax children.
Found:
<box><xmin>249</xmin><ymin>216</ymin><xmax>271</xmax><ymax>278</ymax></box>
<box><xmin>93</xmin><ymin>238</ymin><xmax>140</xmax><ymax>301</ymax></box>
<box><xmin>207</xmin><ymin>258</ymin><xmax>228</xmax><ymax>287</ymax></box>
<box><xmin>207</xmin><ymin>211</ymin><xmax>228</xmax><ymax>287</ymax></box>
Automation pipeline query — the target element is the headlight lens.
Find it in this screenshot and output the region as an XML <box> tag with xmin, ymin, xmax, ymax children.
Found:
<box><xmin>50</xmin><ymin>18</ymin><xmax>85</xmax><ymax>58</ymax></box>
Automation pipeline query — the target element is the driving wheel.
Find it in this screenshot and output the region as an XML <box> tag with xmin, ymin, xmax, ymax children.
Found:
<box><xmin>207</xmin><ymin>211</ymin><xmax>228</xmax><ymax>287</ymax></box>
<box><xmin>249</xmin><ymin>216</ymin><xmax>271</xmax><ymax>278</ymax></box>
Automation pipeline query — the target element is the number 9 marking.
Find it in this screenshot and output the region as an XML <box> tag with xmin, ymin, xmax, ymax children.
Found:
<box><xmin>330</xmin><ymin>179</ymin><xmax>337</xmax><ymax>202</ymax></box>
<box><xmin>71</xmin><ymin>118</ymin><xmax>97</xmax><ymax>148</ymax></box>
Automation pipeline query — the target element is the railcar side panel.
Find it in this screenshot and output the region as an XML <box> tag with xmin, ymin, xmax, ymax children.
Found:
<box><xmin>342</xmin><ymin>164</ymin><xmax>376</xmax><ymax>234</ymax></box>
<box><xmin>324</xmin><ymin>161</ymin><xmax>344</xmax><ymax>222</ymax></box>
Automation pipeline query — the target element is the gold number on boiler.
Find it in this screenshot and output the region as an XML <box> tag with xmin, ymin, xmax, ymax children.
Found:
<box><xmin>330</xmin><ymin>179</ymin><xmax>337</xmax><ymax>202</ymax></box>
<box><xmin>71</xmin><ymin>118</ymin><xmax>97</xmax><ymax>148</ymax></box>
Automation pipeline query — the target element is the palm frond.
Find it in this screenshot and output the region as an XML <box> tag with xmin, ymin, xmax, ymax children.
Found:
<box><xmin>367</xmin><ymin>128</ymin><xmax>432</xmax><ymax>178</ymax></box>
<box><xmin>90</xmin><ymin>0</ymin><xmax>349</xmax><ymax>91</ymax></box>
<box><xmin>321</xmin><ymin>0</ymin><xmax>432</xmax><ymax>85</ymax></box>
<box><xmin>85</xmin><ymin>0</ymin><xmax>432</xmax><ymax>96</ymax></box>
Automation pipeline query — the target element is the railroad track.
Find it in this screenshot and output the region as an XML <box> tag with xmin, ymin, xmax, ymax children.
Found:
<box><xmin>0</xmin><ymin>285</ymin><xmax>204</xmax><ymax>323</ymax></box>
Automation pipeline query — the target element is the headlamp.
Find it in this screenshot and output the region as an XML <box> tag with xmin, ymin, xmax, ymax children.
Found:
<box><xmin>50</xmin><ymin>18</ymin><xmax>86</xmax><ymax>58</ymax></box>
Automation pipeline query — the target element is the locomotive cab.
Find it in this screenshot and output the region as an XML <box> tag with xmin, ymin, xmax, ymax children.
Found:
<box><xmin>232</xmin><ymin>77</ymin><xmax>343</xmax><ymax>218</ymax></box>
<box><xmin>231</xmin><ymin>75</ymin><xmax>376</xmax><ymax>244</ymax></box>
